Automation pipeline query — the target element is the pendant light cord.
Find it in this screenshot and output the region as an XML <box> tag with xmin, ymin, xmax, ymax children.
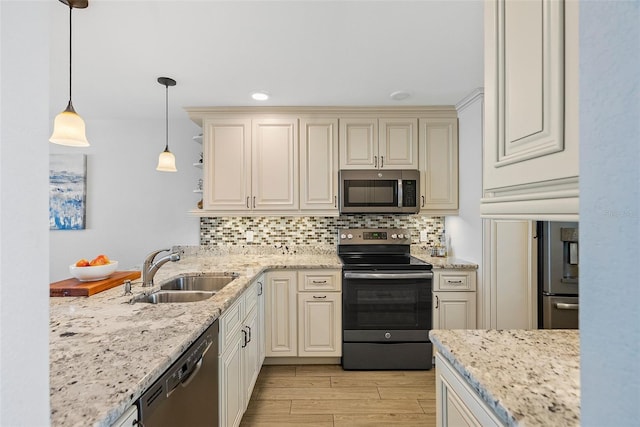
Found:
<box><xmin>165</xmin><ymin>83</ymin><xmax>169</xmax><ymax>151</ymax></box>
<box><xmin>68</xmin><ymin>5</ymin><xmax>73</xmax><ymax>103</ymax></box>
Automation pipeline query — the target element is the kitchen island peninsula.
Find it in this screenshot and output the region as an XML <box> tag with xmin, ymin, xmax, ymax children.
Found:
<box><xmin>429</xmin><ymin>329</ymin><xmax>580</xmax><ymax>426</ymax></box>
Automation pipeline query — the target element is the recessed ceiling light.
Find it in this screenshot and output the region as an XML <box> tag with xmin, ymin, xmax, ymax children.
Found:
<box><xmin>251</xmin><ymin>91</ymin><xmax>270</xmax><ymax>101</ymax></box>
<box><xmin>390</xmin><ymin>90</ymin><xmax>411</xmax><ymax>101</ymax></box>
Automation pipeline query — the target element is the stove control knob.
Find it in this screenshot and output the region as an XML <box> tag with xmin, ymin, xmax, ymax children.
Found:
<box><xmin>340</xmin><ymin>234</ymin><xmax>347</xmax><ymax>239</ymax></box>
<box><xmin>391</xmin><ymin>234</ymin><xmax>397</xmax><ymax>239</ymax></box>
<box><xmin>384</xmin><ymin>332</ymin><xmax>391</xmax><ymax>339</ymax></box>
<box><xmin>347</xmin><ymin>233</ymin><xmax>353</xmax><ymax>239</ymax></box>
<box><xmin>398</xmin><ymin>233</ymin><xmax>404</xmax><ymax>239</ymax></box>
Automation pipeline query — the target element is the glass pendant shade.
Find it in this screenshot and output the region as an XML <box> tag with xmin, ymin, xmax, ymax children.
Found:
<box><xmin>50</xmin><ymin>102</ymin><xmax>89</xmax><ymax>147</ymax></box>
<box><xmin>156</xmin><ymin>148</ymin><xmax>177</xmax><ymax>172</ymax></box>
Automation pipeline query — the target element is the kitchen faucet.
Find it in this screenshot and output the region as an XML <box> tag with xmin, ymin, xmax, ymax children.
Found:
<box><xmin>142</xmin><ymin>248</ymin><xmax>181</xmax><ymax>287</ymax></box>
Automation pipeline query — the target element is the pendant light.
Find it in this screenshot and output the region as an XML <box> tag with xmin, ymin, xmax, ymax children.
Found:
<box><xmin>156</xmin><ymin>77</ymin><xmax>177</xmax><ymax>172</ymax></box>
<box><xmin>50</xmin><ymin>0</ymin><xmax>89</xmax><ymax>147</ymax></box>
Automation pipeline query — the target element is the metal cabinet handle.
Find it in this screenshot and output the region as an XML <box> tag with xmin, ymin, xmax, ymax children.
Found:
<box><xmin>435</xmin><ymin>295</ymin><xmax>439</xmax><ymax>309</ymax></box>
<box><xmin>246</xmin><ymin>197</ymin><xmax>250</xmax><ymax>209</ymax></box>
<box><xmin>334</xmin><ymin>195</ymin><xmax>337</xmax><ymax>208</ymax></box>
<box><xmin>257</xmin><ymin>281</ymin><xmax>263</xmax><ymax>296</ymax></box>
<box><xmin>241</xmin><ymin>329</ymin><xmax>248</xmax><ymax>348</ymax></box>
<box><xmin>555</xmin><ymin>303</ymin><xmax>579</xmax><ymax>310</ymax></box>
<box><xmin>313</xmin><ymin>295</ymin><xmax>327</xmax><ymax>299</ymax></box>
<box><xmin>447</xmin><ymin>280</ymin><xmax>463</xmax><ymax>284</ymax></box>
<box><xmin>374</xmin><ymin>155</ymin><xmax>378</xmax><ymax>168</ymax></box>
<box><xmin>312</xmin><ymin>280</ymin><xmax>327</xmax><ymax>284</ymax></box>
<box><xmin>253</xmin><ymin>196</ymin><xmax>256</xmax><ymax>208</ymax></box>
<box><xmin>246</xmin><ymin>326</ymin><xmax>252</xmax><ymax>343</ymax></box>
<box><xmin>421</xmin><ymin>195</ymin><xmax>425</xmax><ymax>207</ymax></box>
<box><xmin>380</xmin><ymin>156</ymin><xmax>384</xmax><ymax>168</ymax></box>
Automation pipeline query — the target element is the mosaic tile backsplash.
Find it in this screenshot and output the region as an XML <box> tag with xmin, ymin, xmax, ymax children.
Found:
<box><xmin>200</xmin><ymin>215</ymin><xmax>445</xmax><ymax>246</ymax></box>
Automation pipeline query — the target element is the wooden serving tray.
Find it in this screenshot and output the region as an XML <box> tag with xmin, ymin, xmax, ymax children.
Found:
<box><xmin>50</xmin><ymin>271</ymin><xmax>141</xmax><ymax>297</ymax></box>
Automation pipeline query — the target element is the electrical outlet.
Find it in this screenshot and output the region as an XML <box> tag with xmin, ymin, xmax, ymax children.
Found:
<box><xmin>420</xmin><ymin>230</ymin><xmax>428</xmax><ymax>242</ymax></box>
<box><xmin>245</xmin><ymin>230</ymin><xmax>254</xmax><ymax>243</ymax></box>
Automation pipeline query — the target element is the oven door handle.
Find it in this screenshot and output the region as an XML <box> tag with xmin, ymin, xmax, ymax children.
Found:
<box><xmin>344</xmin><ymin>271</ymin><xmax>433</xmax><ymax>280</ymax></box>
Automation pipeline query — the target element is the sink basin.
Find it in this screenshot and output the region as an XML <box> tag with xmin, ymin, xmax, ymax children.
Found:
<box><xmin>160</xmin><ymin>273</ymin><xmax>238</xmax><ymax>292</ymax></box>
<box><xmin>140</xmin><ymin>290</ymin><xmax>215</xmax><ymax>304</ymax></box>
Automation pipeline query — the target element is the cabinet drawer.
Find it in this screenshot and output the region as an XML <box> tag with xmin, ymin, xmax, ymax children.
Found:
<box><xmin>435</xmin><ymin>270</ymin><xmax>476</xmax><ymax>291</ymax></box>
<box><xmin>298</xmin><ymin>270</ymin><xmax>341</xmax><ymax>291</ymax></box>
<box><xmin>219</xmin><ymin>296</ymin><xmax>243</xmax><ymax>353</ymax></box>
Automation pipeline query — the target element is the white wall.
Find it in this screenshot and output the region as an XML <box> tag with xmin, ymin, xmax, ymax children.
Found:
<box><xmin>49</xmin><ymin>117</ymin><xmax>201</xmax><ymax>281</ymax></box>
<box><xmin>446</xmin><ymin>89</ymin><xmax>484</xmax><ymax>326</ymax></box>
<box><xmin>0</xmin><ymin>1</ymin><xmax>50</xmax><ymax>425</ymax></box>
<box><xmin>580</xmin><ymin>2</ymin><xmax>640</xmax><ymax>425</ymax></box>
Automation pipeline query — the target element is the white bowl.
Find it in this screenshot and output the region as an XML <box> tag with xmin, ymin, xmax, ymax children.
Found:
<box><xmin>69</xmin><ymin>261</ymin><xmax>118</xmax><ymax>282</ymax></box>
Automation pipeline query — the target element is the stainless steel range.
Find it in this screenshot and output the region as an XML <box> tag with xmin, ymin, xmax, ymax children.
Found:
<box><xmin>338</xmin><ymin>228</ymin><xmax>433</xmax><ymax>370</ymax></box>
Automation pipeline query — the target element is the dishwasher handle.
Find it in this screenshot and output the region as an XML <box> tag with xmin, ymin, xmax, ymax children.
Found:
<box><xmin>167</xmin><ymin>338</ymin><xmax>214</xmax><ymax>397</ymax></box>
<box><xmin>344</xmin><ymin>271</ymin><xmax>433</xmax><ymax>280</ymax></box>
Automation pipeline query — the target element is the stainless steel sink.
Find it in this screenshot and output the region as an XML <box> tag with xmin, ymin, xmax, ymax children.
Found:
<box><xmin>160</xmin><ymin>273</ymin><xmax>238</xmax><ymax>292</ymax></box>
<box><xmin>140</xmin><ymin>290</ymin><xmax>215</xmax><ymax>304</ymax></box>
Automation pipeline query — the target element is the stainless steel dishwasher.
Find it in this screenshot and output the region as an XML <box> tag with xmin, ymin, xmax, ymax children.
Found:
<box><xmin>138</xmin><ymin>320</ymin><xmax>218</xmax><ymax>427</ymax></box>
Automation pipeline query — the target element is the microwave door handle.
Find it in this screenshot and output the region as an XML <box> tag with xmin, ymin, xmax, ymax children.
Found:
<box><xmin>398</xmin><ymin>179</ymin><xmax>403</xmax><ymax>208</ymax></box>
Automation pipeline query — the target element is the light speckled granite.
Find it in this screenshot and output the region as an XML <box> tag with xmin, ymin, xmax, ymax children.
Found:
<box><xmin>429</xmin><ymin>329</ymin><xmax>580</xmax><ymax>427</ymax></box>
<box><xmin>411</xmin><ymin>250</ymin><xmax>478</xmax><ymax>269</ymax></box>
<box><xmin>50</xmin><ymin>250</ymin><xmax>341</xmax><ymax>427</ymax></box>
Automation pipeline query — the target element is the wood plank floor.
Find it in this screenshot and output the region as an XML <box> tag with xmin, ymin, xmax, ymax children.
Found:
<box><xmin>241</xmin><ymin>365</ymin><xmax>436</xmax><ymax>426</ymax></box>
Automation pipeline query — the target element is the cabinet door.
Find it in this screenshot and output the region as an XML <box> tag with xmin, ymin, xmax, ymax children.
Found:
<box><xmin>297</xmin><ymin>293</ymin><xmax>341</xmax><ymax>357</ymax></box>
<box><xmin>433</xmin><ymin>292</ymin><xmax>476</xmax><ymax>330</ymax></box>
<box><xmin>482</xmin><ymin>0</ymin><xmax>579</xmax><ymax>219</ymax></box>
<box><xmin>265</xmin><ymin>271</ymin><xmax>297</xmax><ymax>357</ymax></box>
<box><xmin>256</xmin><ymin>275</ymin><xmax>266</xmax><ymax>366</ymax></box>
<box><xmin>419</xmin><ymin>118</ymin><xmax>458</xmax><ymax>212</ymax></box>
<box><xmin>219</xmin><ymin>329</ymin><xmax>244</xmax><ymax>427</ymax></box>
<box><xmin>242</xmin><ymin>306</ymin><xmax>260</xmax><ymax>410</ymax></box>
<box><xmin>339</xmin><ymin>117</ymin><xmax>378</xmax><ymax>169</ymax></box>
<box><xmin>299</xmin><ymin>117</ymin><xmax>339</xmax><ymax>211</ymax></box>
<box><xmin>202</xmin><ymin>119</ymin><xmax>252</xmax><ymax>211</ymax></box>
<box><xmin>252</xmin><ymin>118</ymin><xmax>298</xmax><ymax>210</ymax></box>
<box><xmin>484</xmin><ymin>219</ymin><xmax>537</xmax><ymax>329</ymax></box>
<box><xmin>379</xmin><ymin>118</ymin><xmax>418</xmax><ymax>169</ymax></box>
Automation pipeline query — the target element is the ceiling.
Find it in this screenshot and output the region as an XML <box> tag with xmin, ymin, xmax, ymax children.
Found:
<box><xmin>49</xmin><ymin>0</ymin><xmax>484</xmax><ymax>121</ymax></box>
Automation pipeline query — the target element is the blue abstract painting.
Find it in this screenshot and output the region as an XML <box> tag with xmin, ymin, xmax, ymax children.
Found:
<box><xmin>49</xmin><ymin>154</ymin><xmax>86</xmax><ymax>230</ymax></box>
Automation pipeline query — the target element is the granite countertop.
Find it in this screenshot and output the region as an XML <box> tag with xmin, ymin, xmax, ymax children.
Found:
<box><xmin>429</xmin><ymin>329</ymin><xmax>580</xmax><ymax>426</ymax></box>
<box><xmin>50</xmin><ymin>248</ymin><xmax>341</xmax><ymax>427</ymax></box>
<box><xmin>50</xmin><ymin>246</ymin><xmax>476</xmax><ymax>427</ymax></box>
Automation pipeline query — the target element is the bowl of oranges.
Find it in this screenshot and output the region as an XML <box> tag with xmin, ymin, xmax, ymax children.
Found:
<box><xmin>69</xmin><ymin>254</ymin><xmax>118</xmax><ymax>282</ymax></box>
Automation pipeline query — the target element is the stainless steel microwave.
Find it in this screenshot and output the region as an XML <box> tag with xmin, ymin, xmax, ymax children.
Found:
<box><xmin>339</xmin><ymin>170</ymin><xmax>420</xmax><ymax>214</ymax></box>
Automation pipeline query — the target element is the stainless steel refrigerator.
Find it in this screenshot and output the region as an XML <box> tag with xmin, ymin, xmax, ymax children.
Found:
<box><xmin>538</xmin><ymin>221</ymin><xmax>579</xmax><ymax>329</ymax></box>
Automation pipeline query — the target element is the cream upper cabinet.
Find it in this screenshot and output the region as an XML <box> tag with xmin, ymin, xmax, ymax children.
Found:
<box><xmin>202</xmin><ymin>118</ymin><xmax>252</xmax><ymax>211</ymax></box>
<box><xmin>482</xmin><ymin>0</ymin><xmax>579</xmax><ymax>220</ymax></box>
<box><xmin>419</xmin><ymin>118</ymin><xmax>459</xmax><ymax>214</ymax></box>
<box><xmin>339</xmin><ymin>117</ymin><xmax>418</xmax><ymax>170</ymax></box>
<box><xmin>201</xmin><ymin>116</ymin><xmax>298</xmax><ymax>213</ymax></box>
<box><xmin>299</xmin><ymin>117</ymin><xmax>339</xmax><ymax>212</ymax></box>
<box><xmin>251</xmin><ymin>118</ymin><xmax>298</xmax><ymax>211</ymax></box>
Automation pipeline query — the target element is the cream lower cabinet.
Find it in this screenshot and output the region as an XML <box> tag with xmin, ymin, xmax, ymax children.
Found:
<box><xmin>297</xmin><ymin>270</ymin><xmax>342</xmax><ymax>357</ymax></box>
<box><xmin>419</xmin><ymin>118</ymin><xmax>459</xmax><ymax>215</ymax></box>
<box><xmin>265</xmin><ymin>269</ymin><xmax>342</xmax><ymax>359</ymax></box>
<box><xmin>219</xmin><ymin>280</ymin><xmax>262</xmax><ymax>427</ymax></box>
<box><xmin>483</xmin><ymin>219</ymin><xmax>537</xmax><ymax>329</ymax></box>
<box><xmin>432</xmin><ymin>269</ymin><xmax>477</xmax><ymax>330</ymax></box>
<box><xmin>482</xmin><ymin>0</ymin><xmax>579</xmax><ymax>220</ymax></box>
<box><xmin>265</xmin><ymin>271</ymin><xmax>298</xmax><ymax>357</ymax></box>
<box><xmin>435</xmin><ymin>353</ymin><xmax>503</xmax><ymax>427</ymax></box>
<box><xmin>202</xmin><ymin>117</ymin><xmax>298</xmax><ymax>214</ymax></box>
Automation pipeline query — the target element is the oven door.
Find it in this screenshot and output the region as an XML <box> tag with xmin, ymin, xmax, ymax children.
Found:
<box><xmin>342</xmin><ymin>270</ymin><xmax>432</xmax><ymax>341</ymax></box>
